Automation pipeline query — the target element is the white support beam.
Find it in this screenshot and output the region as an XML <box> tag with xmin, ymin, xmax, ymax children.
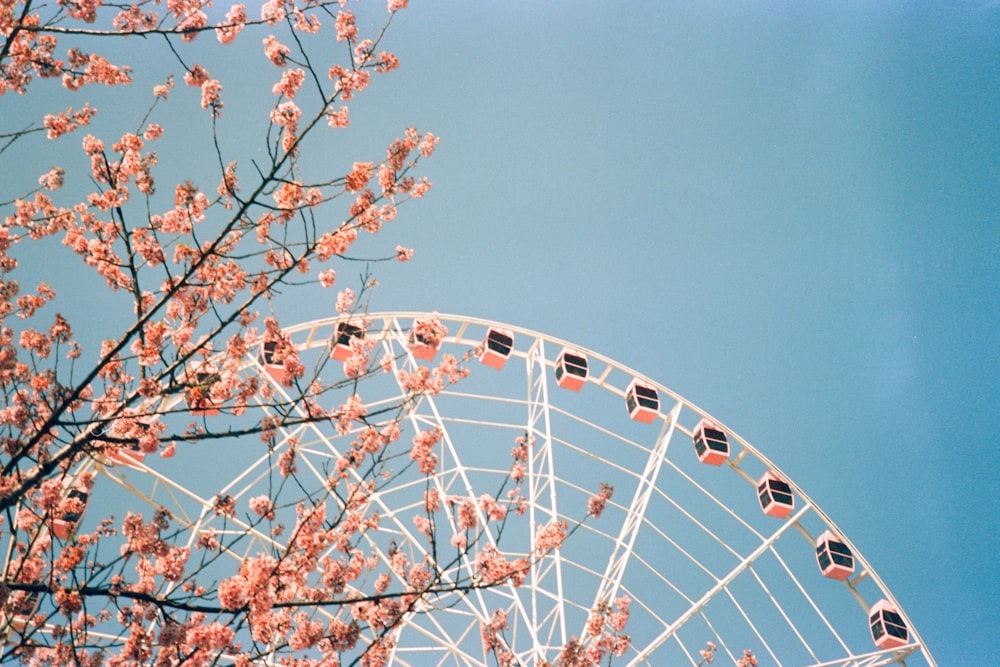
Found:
<box><xmin>626</xmin><ymin>502</ymin><xmax>812</xmax><ymax>666</ymax></box>
<box><xmin>589</xmin><ymin>400</ymin><xmax>683</xmax><ymax>618</ymax></box>
<box><xmin>523</xmin><ymin>337</ymin><xmax>569</xmax><ymax>662</ymax></box>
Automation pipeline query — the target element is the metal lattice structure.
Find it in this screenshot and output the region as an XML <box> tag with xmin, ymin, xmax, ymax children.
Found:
<box><xmin>6</xmin><ymin>313</ymin><xmax>935</xmax><ymax>666</ymax></box>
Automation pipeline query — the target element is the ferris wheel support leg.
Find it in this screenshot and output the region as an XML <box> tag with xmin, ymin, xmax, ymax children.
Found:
<box><xmin>383</xmin><ymin>319</ymin><xmax>544</xmax><ymax>660</ymax></box>
<box><xmin>525</xmin><ymin>338</ymin><xmax>569</xmax><ymax>658</ymax></box>
<box><xmin>589</xmin><ymin>400</ymin><xmax>683</xmax><ymax>621</ymax></box>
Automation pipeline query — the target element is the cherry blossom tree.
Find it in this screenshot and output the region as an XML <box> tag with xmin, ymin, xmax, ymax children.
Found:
<box><xmin>1</xmin><ymin>2</ymin><xmax>628</xmax><ymax>665</ymax></box>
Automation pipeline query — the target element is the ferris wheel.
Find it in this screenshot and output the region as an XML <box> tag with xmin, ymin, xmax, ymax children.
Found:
<box><xmin>5</xmin><ymin>313</ymin><xmax>935</xmax><ymax>666</ymax></box>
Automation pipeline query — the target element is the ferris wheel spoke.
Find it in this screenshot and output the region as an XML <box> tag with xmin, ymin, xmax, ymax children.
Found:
<box><xmin>380</xmin><ymin>322</ymin><xmax>538</xmax><ymax>656</ymax></box>
<box><xmin>626</xmin><ymin>502</ymin><xmax>812</xmax><ymax>666</ymax></box>
<box><xmin>524</xmin><ymin>338</ymin><xmax>569</xmax><ymax>658</ymax></box>
<box><xmin>589</xmin><ymin>400</ymin><xmax>683</xmax><ymax>625</ymax></box>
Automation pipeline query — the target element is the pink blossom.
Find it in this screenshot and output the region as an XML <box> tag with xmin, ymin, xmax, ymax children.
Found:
<box><xmin>272</xmin><ymin>68</ymin><xmax>305</xmax><ymax>98</ymax></box>
<box><xmin>186</xmin><ymin>622</ymin><xmax>234</xmax><ymax>651</ymax></box>
<box><xmin>424</xmin><ymin>488</ymin><xmax>440</xmax><ymax>513</ymax></box>
<box><xmin>270</xmin><ymin>100</ymin><xmax>301</xmax><ymax>128</ymax></box>
<box><xmin>450</xmin><ymin>532</ymin><xmax>467</xmax><ymax>550</ymax></box>
<box><xmin>153</xmin><ymin>77</ymin><xmax>174</xmax><ymax>99</ymax></box>
<box><xmin>327</xmin><ymin>105</ymin><xmax>350</xmax><ymax>128</ymax></box>
<box><xmin>38</xmin><ymin>167</ymin><xmax>65</xmax><ymax>191</ymax></box>
<box><xmin>43</xmin><ymin>104</ymin><xmax>96</xmax><ymax>140</ymax></box>
<box><xmin>699</xmin><ymin>641</ymin><xmax>717</xmax><ymax>665</ymax></box>
<box><xmin>410</xmin><ymin>176</ymin><xmax>432</xmax><ymax>198</ymax></box>
<box><xmin>293</xmin><ymin>8</ymin><xmax>321</xmax><ymax>33</ymax></box>
<box><xmin>263</xmin><ymin>35</ymin><xmax>291</xmax><ymax>66</ymax></box>
<box><xmin>318</xmin><ymin>269</ymin><xmax>337</xmax><ymax>287</ymax></box>
<box><xmin>588</xmin><ymin>482</ymin><xmax>614</xmax><ymax>518</ymax></box>
<box><xmin>279</xmin><ymin>446</ymin><xmax>297</xmax><ymax>477</ymax></box>
<box><xmin>413</xmin><ymin>514</ymin><xmax>432</xmax><ymax>538</ymax></box>
<box><xmin>345</xmin><ymin>161</ymin><xmax>373</xmax><ymax>192</ymax></box>
<box><xmin>143</xmin><ymin>123</ymin><xmax>164</xmax><ymax>140</ymax></box>
<box><xmin>216</xmin><ymin>4</ymin><xmax>247</xmax><ymax>44</ymax></box>
<box><xmin>335</xmin><ymin>287</ymin><xmax>354</xmax><ymax>314</ymax></box>
<box><xmin>388</xmin><ymin>0</ymin><xmax>408</xmax><ymax>11</ymax></box>
<box><xmin>375</xmin><ymin>51</ymin><xmax>400</xmax><ymax>73</ymax></box>
<box><xmin>419</xmin><ymin>132</ymin><xmax>439</xmax><ymax>158</ymax></box>
<box><xmin>335</xmin><ymin>10</ymin><xmax>358</xmax><ymax>42</ymax></box>
<box><xmin>316</xmin><ymin>225</ymin><xmax>357</xmax><ymax>259</ymax></box>
<box><xmin>535</xmin><ymin>520</ymin><xmax>567</xmax><ymax>554</ymax></box>
<box><xmin>249</xmin><ymin>495</ymin><xmax>276</xmax><ymax>520</ymax></box>
<box><xmin>201</xmin><ymin>79</ymin><xmax>223</xmax><ymax>115</ymax></box>
<box><xmin>456</xmin><ymin>498</ymin><xmax>476</xmax><ymax>531</ymax></box>
<box><xmin>261</xmin><ymin>0</ymin><xmax>286</xmax><ymax>24</ymax></box>
<box><xmin>184</xmin><ymin>64</ymin><xmax>210</xmax><ymax>87</ymax></box>
<box><xmin>395</xmin><ymin>246</ymin><xmax>414</xmax><ymax>262</ymax></box>
<box><xmin>480</xmin><ymin>494</ymin><xmax>507</xmax><ymax>522</ymax></box>
<box><xmin>410</xmin><ymin>427</ymin><xmax>441</xmax><ymax>474</ymax></box>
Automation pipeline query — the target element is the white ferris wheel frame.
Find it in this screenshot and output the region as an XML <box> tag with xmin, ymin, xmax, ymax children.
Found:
<box><xmin>8</xmin><ymin>312</ymin><xmax>935</xmax><ymax>667</ymax></box>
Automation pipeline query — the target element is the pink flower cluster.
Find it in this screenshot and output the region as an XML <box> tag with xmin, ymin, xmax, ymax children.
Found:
<box><xmin>216</xmin><ymin>3</ymin><xmax>247</xmax><ymax>44</ymax></box>
<box><xmin>699</xmin><ymin>641</ymin><xmax>717</xmax><ymax>665</ymax></box>
<box><xmin>43</xmin><ymin>104</ymin><xmax>97</xmax><ymax>139</ymax></box>
<box><xmin>535</xmin><ymin>520</ymin><xmax>567</xmax><ymax>554</ymax></box>
<box><xmin>476</xmin><ymin>545</ymin><xmax>528</xmax><ymax>586</ymax></box>
<box><xmin>588</xmin><ymin>482</ymin><xmax>614</xmax><ymax>518</ymax></box>
<box><xmin>410</xmin><ymin>427</ymin><xmax>442</xmax><ymax>474</ymax></box>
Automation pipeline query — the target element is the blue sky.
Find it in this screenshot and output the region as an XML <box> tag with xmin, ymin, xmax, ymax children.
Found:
<box><xmin>5</xmin><ymin>1</ymin><xmax>998</xmax><ymax>664</ymax></box>
<box><xmin>367</xmin><ymin>3</ymin><xmax>998</xmax><ymax>663</ymax></box>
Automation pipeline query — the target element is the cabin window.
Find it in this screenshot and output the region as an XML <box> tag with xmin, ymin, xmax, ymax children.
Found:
<box><xmin>487</xmin><ymin>332</ymin><xmax>513</xmax><ymax>354</ymax></box>
<box><xmin>337</xmin><ymin>323</ymin><xmax>363</xmax><ymax>346</ymax></box>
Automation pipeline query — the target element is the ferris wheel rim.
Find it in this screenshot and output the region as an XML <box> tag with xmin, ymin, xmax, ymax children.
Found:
<box><xmin>236</xmin><ymin>310</ymin><xmax>934</xmax><ymax>665</ymax></box>
<box><xmin>13</xmin><ymin>311</ymin><xmax>933</xmax><ymax>666</ymax></box>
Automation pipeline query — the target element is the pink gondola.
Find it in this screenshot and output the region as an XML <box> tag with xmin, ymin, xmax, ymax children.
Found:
<box><xmin>478</xmin><ymin>328</ymin><xmax>514</xmax><ymax>370</ymax></box>
<box><xmin>187</xmin><ymin>371</ymin><xmax>220</xmax><ymax>416</ymax></box>
<box><xmin>554</xmin><ymin>348</ymin><xmax>588</xmax><ymax>391</ymax></box>
<box><xmin>625</xmin><ymin>379</ymin><xmax>659</xmax><ymax>423</ymax></box>
<box><xmin>756</xmin><ymin>470</ymin><xmax>795</xmax><ymax>518</ymax></box>
<box><xmin>104</xmin><ymin>421</ymin><xmax>146</xmax><ymax>467</ymax></box>
<box><xmin>409</xmin><ymin>322</ymin><xmax>442</xmax><ymax>361</ymax></box>
<box><xmin>4</xmin><ymin>585</ymin><xmax>41</xmax><ymax>632</ymax></box>
<box><xmin>331</xmin><ymin>320</ymin><xmax>365</xmax><ymax>362</ymax></box>
<box><xmin>261</xmin><ymin>340</ymin><xmax>290</xmax><ymax>384</ymax></box>
<box><xmin>869</xmin><ymin>599</ymin><xmax>909</xmax><ymax>649</ymax></box>
<box><xmin>815</xmin><ymin>529</ymin><xmax>855</xmax><ymax>580</ymax></box>
<box><xmin>691</xmin><ymin>418</ymin><xmax>729</xmax><ymax>465</ymax></box>
<box><xmin>52</xmin><ymin>487</ymin><xmax>90</xmax><ymax>540</ymax></box>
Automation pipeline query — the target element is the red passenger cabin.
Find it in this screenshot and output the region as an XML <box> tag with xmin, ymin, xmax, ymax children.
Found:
<box><xmin>554</xmin><ymin>348</ymin><xmax>588</xmax><ymax>391</ymax></box>
<box><xmin>410</xmin><ymin>323</ymin><xmax>442</xmax><ymax>361</ymax></box>
<box><xmin>331</xmin><ymin>320</ymin><xmax>365</xmax><ymax>362</ymax></box>
<box><xmin>52</xmin><ymin>486</ymin><xmax>90</xmax><ymax>540</ymax></box>
<box><xmin>625</xmin><ymin>379</ymin><xmax>659</xmax><ymax>423</ymax></box>
<box><xmin>869</xmin><ymin>599</ymin><xmax>909</xmax><ymax>649</ymax></box>
<box><xmin>815</xmin><ymin>529</ymin><xmax>855</xmax><ymax>580</ymax></box>
<box><xmin>691</xmin><ymin>418</ymin><xmax>730</xmax><ymax>465</ymax></box>
<box><xmin>4</xmin><ymin>585</ymin><xmax>41</xmax><ymax>632</ymax></box>
<box><xmin>187</xmin><ymin>371</ymin><xmax>221</xmax><ymax>416</ymax></box>
<box><xmin>478</xmin><ymin>328</ymin><xmax>514</xmax><ymax>370</ymax></box>
<box><xmin>261</xmin><ymin>340</ymin><xmax>290</xmax><ymax>384</ymax></box>
<box><xmin>105</xmin><ymin>420</ymin><xmax>147</xmax><ymax>467</ymax></box>
<box><xmin>756</xmin><ymin>470</ymin><xmax>795</xmax><ymax>518</ymax></box>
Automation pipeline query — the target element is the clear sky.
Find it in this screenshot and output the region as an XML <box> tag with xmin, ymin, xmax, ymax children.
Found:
<box><xmin>366</xmin><ymin>3</ymin><xmax>999</xmax><ymax>664</ymax></box>
<box><xmin>5</xmin><ymin>1</ymin><xmax>998</xmax><ymax>664</ymax></box>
